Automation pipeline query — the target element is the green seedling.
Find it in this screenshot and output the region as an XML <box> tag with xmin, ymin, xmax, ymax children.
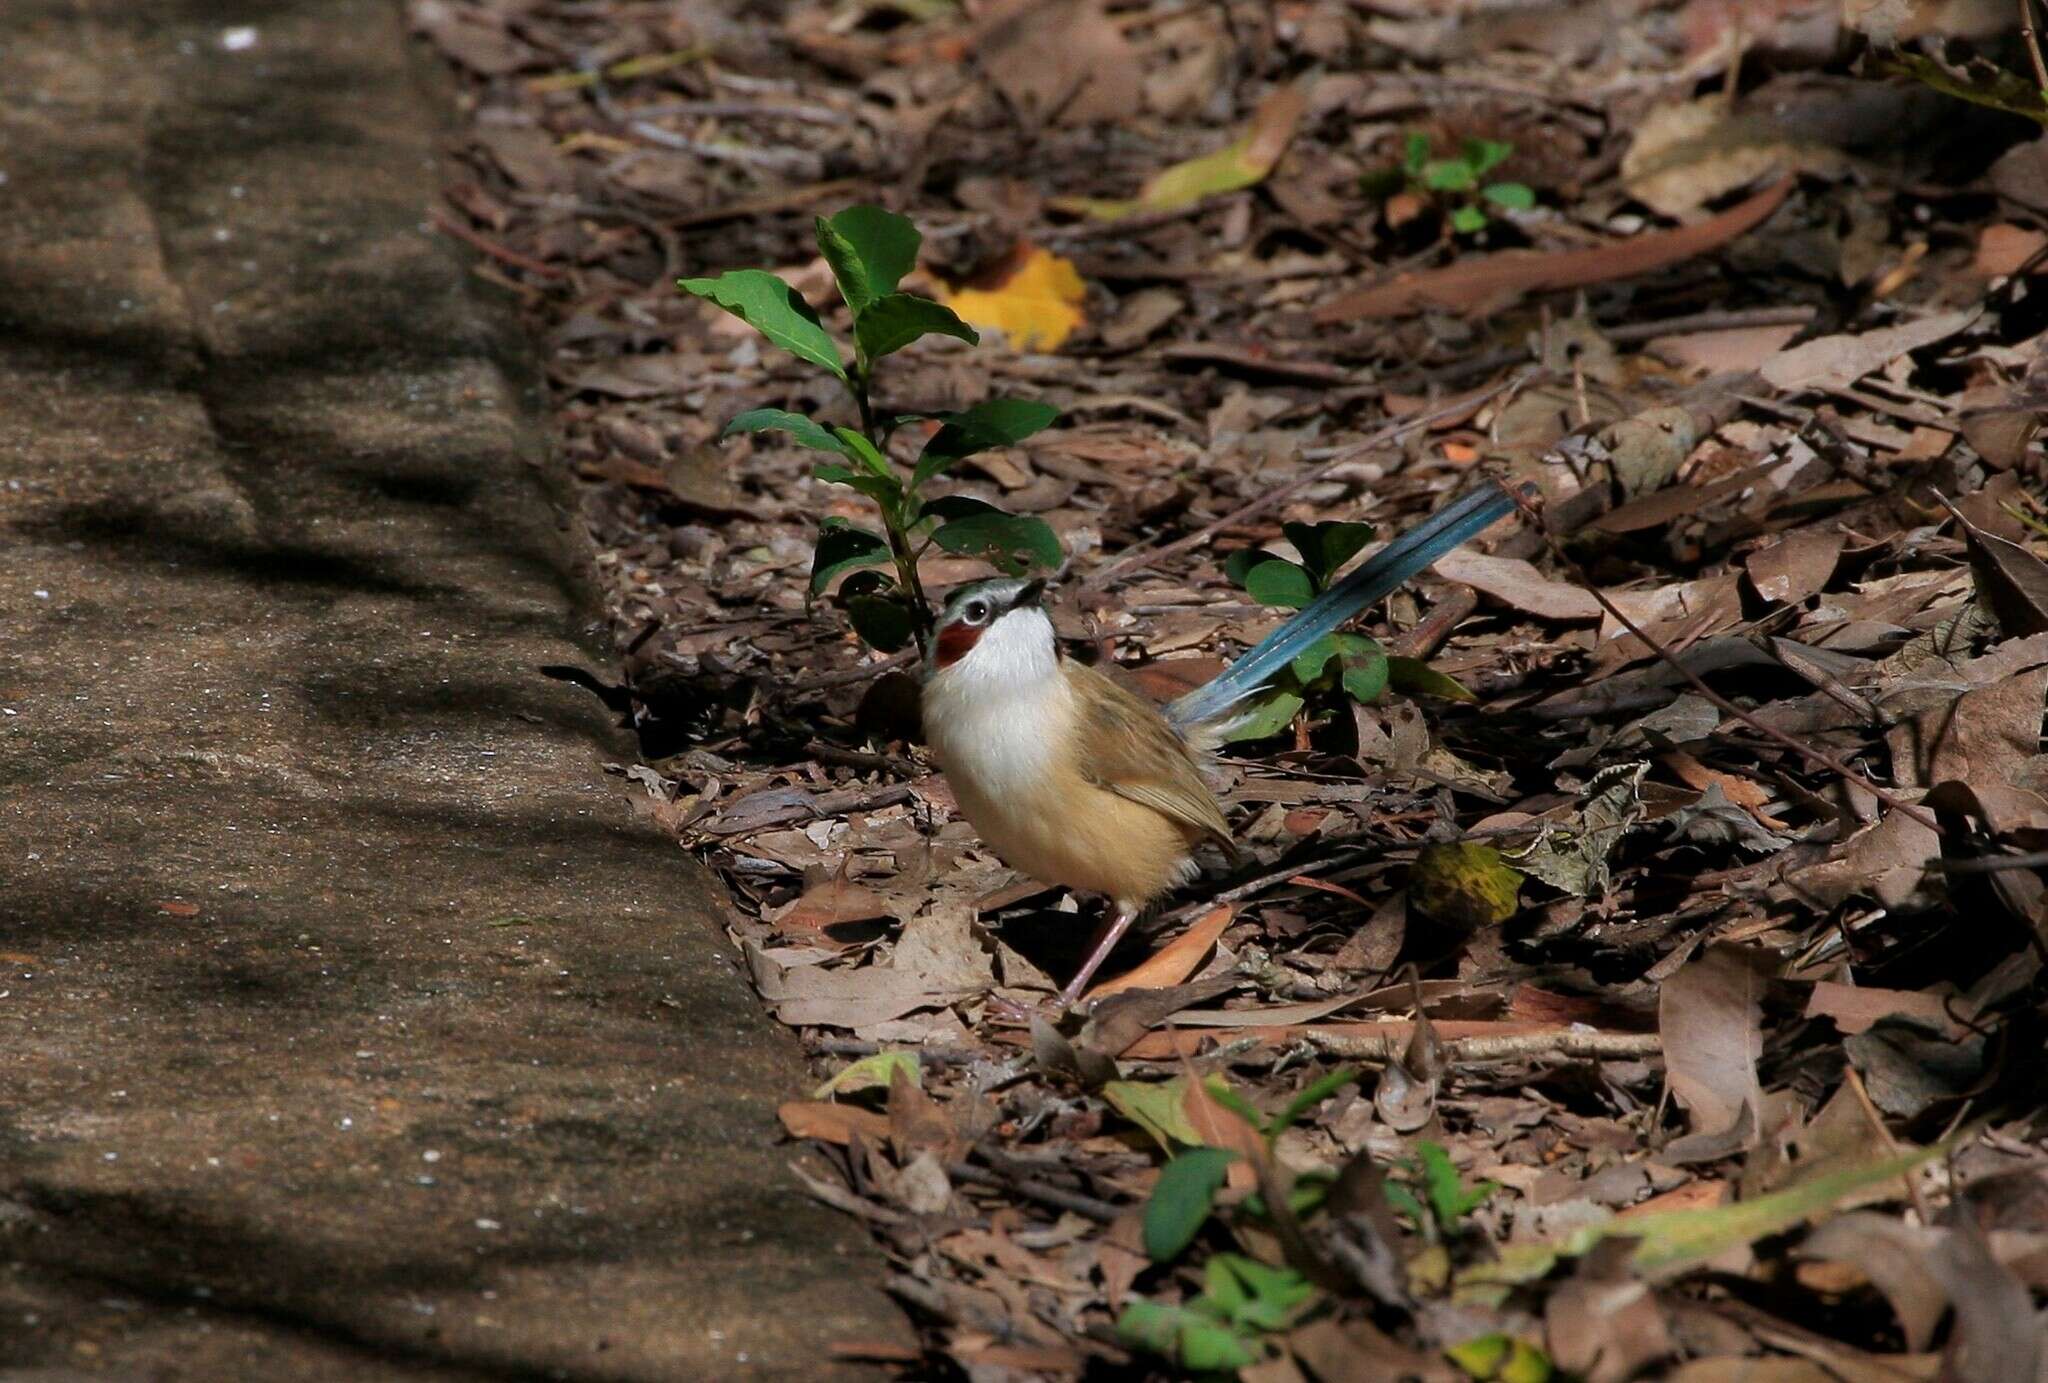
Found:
<box><xmin>680</xmin><ymin>206</ymin><xmax>1062</xmax><ymax>654</ymax></box>
<box><xmin>1364</xmin><ymin>134</ymin><xmax>1535</xmax><ymax>235</ymax></box>
<box><xmin>1222</xmin><ymin>521</ymin><xmax>1474</xmax><ymax>741</ymax></box>
<box><xmin>1385</xmin><ymin>1140</ymin><xmax>1499</xmax><ymax>1245</ymax></box>
<box><xmin>1117</xmin><ymin>1253</ymin><xmax>1317</xmax><ymax>1374</ymax></box>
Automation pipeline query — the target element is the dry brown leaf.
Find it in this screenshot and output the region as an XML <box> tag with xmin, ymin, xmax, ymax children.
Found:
<box><xmin>1085</xmin><ymin>903</ymin><xmax>1235</xmax><ymax>1001</ymax></box>
<box><xmin>1758</xmin><ymin>309</ymin><xmax>1975</xmax><ymax>391</ymax></box>
<box><xmin>1659</xmin><ymin>944</ymin><xmax>1769</xmax><ymax>1144</ymax></box>
<box><xmin>1745</xmin><ymin>527</ymin><xmax>1845</xmax><ymax>606</ymax></box>
<box><xmin>1313</xmin><ymin>177</ymin><xmax>1792</xmax><ymax>320</ymax></box>
<box><xmin>1803</xmin><ymin>982</ymin><xmax>1959</xmax><ymax>1037</ymax></box>
<box><xmin>1429</xmin><ymin>551</ymin><xmax>1603</xmax><ymax>622</ymax></box>
<box><xmin>778</xmin><ymin>1099</ymin><xmax>892</xmax><ymax>1147</ymax></box>
<box><xmin>1663</xmin><ymin>750</ymin><xmax>1788</xmax><ymax>830</ymax></box>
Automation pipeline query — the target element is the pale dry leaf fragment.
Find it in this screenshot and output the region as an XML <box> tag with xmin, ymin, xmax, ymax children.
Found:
<box><xmin>1658</xmin><ymin>944</ymin><xmax>1769</xmax><ymax>1144</ymax></box>
<box><xmin>972</xmin><ymin>0</ymin><xmax>1140</xmax><ymax>126</ymax></box>
<box><xmin>1759</xmin><ymin>309</ymin><xmax>1974</xmax><ymax>391</ymax></box>
<box><xmin>1427</xmin><ymin>551</ymin><xmax>1603</xmax><ymax>622</ymax></box>
<box><xmin>1800</xmin><ymin>1213</ymin><xmax>1949</xmax><ymax>1352</ymax></box>
<box><xmin>1785</xmin><ymin>809</ymin><xmax>1942</xmax><ymax>912</ymax></box>
<box><xmin>746</xmin><ymin>940</ymin><xmax>983</xmax><ymax>1028</ymax></box>
<box><xmin>1745</xmin><ymin>527</ymin><xmax>1845</xmax><ymax>606</ymax></box>
<box><xmin>1621</xmin><ymin>99</ymin><xmax>1840</xmax><ymax>220</ymax></box>
<box><xmin>1648</xmin><ymin>323</ymin><xmax>1806</xmax><ymax>375</ymax></box>
<box><xmin>1509</xmin><ymin>762</ymin><xmax>1649</xmax><ymax>897</ymax></box>
<box><xmin>1925</xmin><ymin>1218</ymin><xmax>2045</xmax><ymax>1383</ymax></box>
<box><xmin>891</xmin><ymin>901</ymin><xmax>996</xmax><ymax>993</ymax></box>
<box><xmin>1803</xmin><ymin>982</ymin><xmax>1959</xmax><ymax>1037</ymax></box>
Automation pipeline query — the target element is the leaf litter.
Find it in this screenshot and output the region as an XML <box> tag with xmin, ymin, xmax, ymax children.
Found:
<box><xmin>417</xmin><ymin>0</ymin><xmax>2048</xmax><ymax>1376</ymax></box>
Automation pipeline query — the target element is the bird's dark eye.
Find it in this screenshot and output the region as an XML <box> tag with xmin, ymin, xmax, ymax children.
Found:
<box><xmin>963</xmin><ymin>599</ymin><xmax>991</xmax><ymax>625</ymax></box>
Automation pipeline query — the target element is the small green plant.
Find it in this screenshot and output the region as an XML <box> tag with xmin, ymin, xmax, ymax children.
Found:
<box><xmin>679</xmin><ymin>206</ymin><xmax>1062</xmax><ymax>655</ymax></box>
<box><xmin>1364</xmin><ymin>134</ymin><xmax>1534</xmax><ymax>235</ymax></box>
<box><xmin>1222</xmin><ymin>521</ymin><xmax>1474</xmax><ymax>741</ymax></box>
<box><xmin>1117</xmin><ymin>1253</ymin><xmax>1317</xmax><ymax>1374</ymax></box>
<box><xmin>1385</xmin><ymin>1141</ymin><xmax>1499</xmax><ymax>1244</ymax></box>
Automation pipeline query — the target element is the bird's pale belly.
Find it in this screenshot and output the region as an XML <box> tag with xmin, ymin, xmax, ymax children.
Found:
<box><xmin>944</xmin><ymin>760</ymin><xmax>1198</xmax><ymax>909</ymax></box>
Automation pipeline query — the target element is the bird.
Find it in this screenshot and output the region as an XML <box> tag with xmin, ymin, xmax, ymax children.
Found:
<box><xmin>920</xmin><ymin>482</ymin><xmax>1517</xmax><ymax>1010</ymax></box>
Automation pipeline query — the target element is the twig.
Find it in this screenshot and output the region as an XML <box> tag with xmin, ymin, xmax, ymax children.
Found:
<box><xmin>947</xmin><ymin>1161</ymin><xmax>1122</xmax><ymax>1223</ymax></box>
<box><xmin>1841</xmin><ymin>1062</ymin><xmax>1930</xmax><ymax>1223</ymax></box>
<box><xmin>429</xmin><ymin>208</ymin><xmax>563</xmax><ymax>279</ymax></box>
<box><xmin>1393</xmin><ymin>585</ymin><xmax>1479</xmax><ymax>660</ymax></box>
<box><xmin>1509</xmin><ymin>489</ymin><xmax>1944</xmax><ymax>835</ymax></box>
<box><xmin>784</xmin><ymin>648</ymin><xmax>918</xmax><ymax>692</ymax></box>
<box><xmin>1938</xmin><ymin>850</ymin><xmax>2048</xmax><ymax>874</ymax></box>
<box><xmin>1083</xmin><ymin>376</ymin><xmax>1527</xmax><ymax>591</ymax></box>
<box><xmin>2024</xmin><ymin>0</ymin><xmax>2048</xmax><ymax>96</ymax></box>
<box><xmin>1306</xmin><ymin>1029</ymin><xmax>1662</xmax><ymax>1063</ymax></box>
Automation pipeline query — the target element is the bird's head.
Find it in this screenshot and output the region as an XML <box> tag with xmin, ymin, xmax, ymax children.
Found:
<box><xmin>927</xmin><ymin>576</ymin><xmax>1054</xmax><ymax>682</ymax></box>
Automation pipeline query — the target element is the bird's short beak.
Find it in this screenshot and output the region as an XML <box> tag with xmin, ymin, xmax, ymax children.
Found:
<box><xmin>1012</xmin><ymin>578</ymin><xmax>1048</xmax><ymax>609</ymax></box>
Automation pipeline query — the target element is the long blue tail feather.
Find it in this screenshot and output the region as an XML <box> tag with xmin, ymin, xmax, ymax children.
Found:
<box><xmin>1166</xmin><ymin>483</ymin><xmax>1515</xmax><ymax>733</ymax></box>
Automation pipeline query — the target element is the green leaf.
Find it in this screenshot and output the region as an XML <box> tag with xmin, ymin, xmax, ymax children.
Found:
<box><xmin>678</xmin><ymin>269</ymin><xmax>845</xmax><ymax>379</ymax></box>
<box><xmin>1419</xmin><ymin>1142</ymin><xmax>1496</xmax><ymax>1225</ymax></box>
<box><xmin>1222</xmin><ymin>686</ymin><xmax>1303</xmax><ymax>743</ymax></box>
<box><xmin>810</xmin><ymin>520</ymin><xmax>891</xmax><ymax>594</ymax></box>
<box><xmin>846</xmin><ymin>591</ymin><xmax>919</xmax><ymax>652</ymax></box>
<box><xmin>916</xmin><ymin>494</ymin><xmax>1002</xmax><ymax>523</ymax></box>
<box><xmin>1360</xmin><ymin>165</ymin><xmax>1406</xmax><ymax>202</ymax></box>
<box><xmin>817</xmin><ymin>205</ymin><xmax>921</xmax><ymax>315</ymax></box>
<box><xmin>1116</xmin><ymin>1301</ymin><xmax>1261</xmax><ymax>1372</ymax></box>
<box><xmin>1403</xmin><ymin>131</ymin><xmax>1432</xmax><ymax>177</ymax></box>
<box><xmin>1447</xmin><ymin>1333</ymin><xmax>1552</xmax><ymax>1382</ymax></box>
<box><xmin>1450</xmin><ymin>205</ymin><xmax>1489</xmax><ymax>235</ymax></box>
<box><xmin>912</xmin><ymin>398</ymin><xmax>1062</xmax><ymax>489</ymax></box>
<box><xmin>1144</xmin><ymin>1149</ymin><xmax>1237</xmax><ymax>1262</ymax></box>
<box><xmin>1341</xmin><ymin>649</ymin><xmax>1390</xmax><ymax>705</ymax></box>
<box><xmin>1243</xmin><ymin>558</ymin><xmax>1313</xmax><ymax>610</ymax></box>
<box><xmin>855</xmin><ymin>293</ymin><xmax>978</xmax><ymax>363</ymax></box>
<box><xmin>1409</xmin><ymin>841</ymin><xmax>1524</xmax><ymax>930</ymax></box>
<box><xmin>1282</xmin><ymin>520</ymin><xmax>1376</xmax><ymax>587</ymax></box>
<box><xmin>813</xmin><ymin>1050</ymin><xmax>920</xmax><ymax>1099</ymax></box>
<box><xmin>1482</xmin><ymin>181</ymin><xmax>1535</xmax><ymax>211</ymax></box>
<box><xmin>929</xmin><ymin>511</ymin><xmax>1061</xmax><ymax>576</ymax></box>
<box><xmin>1463</xmin><ymin>138</ymin><xmax>1514</xmax><ymax>177</ymax></box>
<box><xmin>1102</xmin><ymin>1075</ymin><xmax>1248</xmax><ymax>1153</ymax></box>
<box><xmin>1422</xmin><ymin>158</ymin><xmax>1478</xmax><ymax>192</ymax></box>
<box><xmin>1223</xmin><ymin>548</ymin><xmax>1267</xmax><ymax>589</ymax></box>
<box><xmin>1270</xmin><ymin>1066</ymin><xmax>1359</xmax><ymax>1136</ymax></box>
<box><xmin>1886</xmin><ymin>53</ymin><xmax>2048</xmax><ymax>127</ymax></box>
<box><xmin>1388</xmin><ymin>655</ymin><xmax>1476</xmax><ymax>702</ymax></box>
<box><xmin>724</xmin><ymin>407</ymin><xmax>848</xmax><ymax>455</ymax></box>
<box><xmin>1211</xmin><ymin>1256</ymin><xmax>1316</xmax><ymax>1332</ymax></box>
<box><xmin>814</xmin><ymin>463</ymin><xmax>903</xmax><ymax>510</ymax></box>
<box><xmin>1290</xmin><ymin>635</ymin><xmax>1341</xmax><ymax>685</ymax></box>
<box><xmin>830</xmin><ymin>427</ymin><xmax>894</xmax><ymax>480</ymax></box>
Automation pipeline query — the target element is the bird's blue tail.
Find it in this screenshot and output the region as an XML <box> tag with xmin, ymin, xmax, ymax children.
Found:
<box><xmin>1166</xmin><ymin>483</ymin><xmax>1515</xmax><ymax>733</ymax></box>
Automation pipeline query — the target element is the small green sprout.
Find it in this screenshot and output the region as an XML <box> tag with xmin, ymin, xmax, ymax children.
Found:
<box><xmin>680</xmin><ymin>206</ymin><xmax>1062</xmax><ymax>655</ymax></box>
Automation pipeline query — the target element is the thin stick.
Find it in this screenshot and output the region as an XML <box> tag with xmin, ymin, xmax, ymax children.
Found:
<box><xmin>1841</xmin><ymin>1062</ymin><xmax>1930</xmax><ymax>1223</ymax></box>
<box><xmin>1082</xmin><ymin>375</ymin><xmax>1527</xmax><ymax>590</ymax></box>
<box><xmin>1510</xmin><ymin>490</ymin><xmax>1944</xmax><ymax>835</ymax></box>
<box><xmin>2024</xmin><ymin>0</ymin><xmax>2048</xmax><ymax>96</ymax></box>
<box><xmin>947</xmin><ymin>1161</ymin><xmax>1122</xmax><ymax>1223</ymax></box>
<box><xmin>428</xmin><ymin>208</ymin><xmax>563</xmax><ymax>280</ymax></box>
<box><xmin>1307</xmin><ymin>1029</ymin><xmax>1662</xmax><ymax>1063</ymax></box>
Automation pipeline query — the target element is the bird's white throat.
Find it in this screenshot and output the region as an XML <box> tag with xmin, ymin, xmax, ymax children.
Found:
<box><xmin>923</xmin><ymin>606</ymin><xmax>1068</xmax><ymax>798</ymax></box>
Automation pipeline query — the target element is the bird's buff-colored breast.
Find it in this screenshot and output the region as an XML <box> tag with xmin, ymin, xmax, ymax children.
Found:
<box><xmin>923</xmin><ymin>659</ymin><xmax>1197</xmax><ymax>910</ymax></box>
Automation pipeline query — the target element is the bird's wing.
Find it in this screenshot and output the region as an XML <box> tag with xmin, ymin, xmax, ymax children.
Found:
<box><xmin>1066</xmin><ymin>660</ymin><xmax>1235</xmax><ymax>852</ymax></box>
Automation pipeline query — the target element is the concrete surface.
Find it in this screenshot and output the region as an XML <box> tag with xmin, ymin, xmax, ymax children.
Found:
<box><xmin>0</xmin><ymin>2</ymin><xmax>907</xmax><ymax>1377</ymax></box>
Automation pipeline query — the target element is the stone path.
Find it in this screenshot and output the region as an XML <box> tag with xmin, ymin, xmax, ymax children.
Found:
<box><xmin>0</xmin><ymin>3</ymin><xmax>904</xmax><ymax>1376</ymax></box>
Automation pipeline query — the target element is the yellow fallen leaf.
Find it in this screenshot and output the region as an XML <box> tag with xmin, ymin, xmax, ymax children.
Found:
<box><xmin>1051</xmin><ymin>78</ymin><xmax>1311</xmax><ymax>220</ymax></box>
<box><xmin>937</xmin><ymin>241</ymin><xmax>1086</xmax><ymax>351</ymax></box>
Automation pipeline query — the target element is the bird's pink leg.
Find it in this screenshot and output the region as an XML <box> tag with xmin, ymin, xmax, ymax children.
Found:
<box><xmin>1056</xmin><ymin>906</ymin><xmax>1138</xmax><ymax>1011</ymax></box>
